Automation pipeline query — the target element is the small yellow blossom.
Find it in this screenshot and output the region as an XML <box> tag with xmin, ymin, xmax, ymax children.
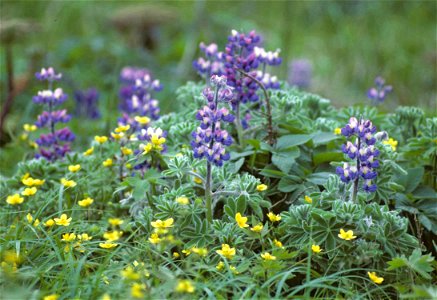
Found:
<box><xmin>29</xmin><ymin>141</ymin><xmax>38</xmax><ymax>149</ymax></box>
<box><xmin>173</xmin><ymin>252</ymin><xmax>180</xmax><ymax>259</ymax></box>
<box><xmin>230</xmin><ymin>265</ymin><xmax>239</xmax><ymax>274</ymax></box>
<box><xmin>20</xmin><ymin>133</ymin><xmax>28</xmax><ymax>140</ymax></box>
<box><xmin>267</xmin><ymin>212</ymin><xmax>281</xmax><ymax>222</ymax></box>
<box><xmin>23</xmin><ymin>124</ymin><xmax>37</xmax><ymax>132</ymax></box>
<box><xmin>26</xmin><ymin>213</ymin><xmax>33</xmax><ymax>223</ymax></box>
<box><xmin>216</xmin><ymin>244</ymin><xmax>236</xmax><ymax>259</ymax></box>
<box><xmin>99</xmin><ymin>242</ymin><xmax>118</xmax><ymax>249</ymax></box>
<box><xmin>338</xmin><ymin>228</ymin><xmax>357</xmax><ymax>241</ymax></box>
<box><xmin>367</xmin><ymin>271</ymin><xmax>384</xmax><ymax>284</ymax></box>
<box><xmin>312</xmin><ymin>244</ymin><xmax>322</xmax><ymax>253</ymax></box>
<box><xmin>43</xmin><ymin>295</ymin><xmax>59</xmax><ymax>300</ymax></box>
<box><xmin>83</xmin><ymin>147</ymin><xmax>94</xmax><ymax>156</ymax></box>
<box><xmin>334</xmin><ymin>128</ymin><xmax>342</xmax><ymax>135</ymax></box>
<box><xmin>273</xmin><ymin>239</ymin><xmax>284</xmax><ymax>248</ymax></box>
<box><xmin>108</xmin><ymin>218</ymin><xmax>124</xmax><ymax>226</ymax></box>
<box><xmin>68</xmin><ymin>164</ymin><xmax>81</xmax><ymax>172</ymax></box>
<box><xmin>250</xmin><ymin>223</ymin><xmax>263</xmax><ymax>233</ymax></box>
<box><xmin>22</xmin><ymin>187</ymin><xmax>38</xmax><ymax>196</ymax></box>
<box><xmin>216</xmin><ymin>261</ymin><xmax>225</xmax><ymax>271</ymax></box>
<box><xmin>175</xmin><ymin>279</ymin><xmax>195</xmax><ymax>293</ymax></box>
<box><xmin>235</xmin><ymin>213</ymin><xmax>249</xmax><ymax>228</ymax></box>
<box><xmin>101</xmin><ymin>294</ymin><xmax>111</xmax><ymax>300</ymax></box>
<box><xmin>193</xmin><ymin>176</ymin><xmax>202</xmax><ymax>184</ymax></box>
<box><xmin>304</xmin><ymin>195</ymin><xmax>313</xmax><ymax>204</ymax></box>
<box><xmin>256</xmin><ymin>184</ymin><xmax>268</xmax><ymax>191</ymax></box>
<box><xmin>6</xmin><ymin>194</ymin><xmax>24</xmax><ymax>205</ymax></box>
<box><xmin>61</xmin><ymin>178</ymin><xmax>77</xmax><ymax>188</ymax></box>
<box><xmin>121</xmin><ymin>266</ymin><xmax>141</xmax><ymax>280</ymax></box>
<box><xmin>22</xmin><ymin>177</ymin><xmax>45</xmax><ymax>186</ymax></box>
<box><xmin>261</xmin><ymin>252</ymin><xmax>277</xmax><ymax>261</ymax></box>
<box><xmin>44</xmin><ymin>219</ymin><xmax>55</xmax><ymax>227</ymax></box>
<box><xmin>95</xmin><ymin>136</ymin><xmax>108</xmax><ymax>144</ymax></box>
<box><xmin>182</xmin><ymin>249</ymin><xmax>191</xmax><ymax>256</ymax></box>
<box><xmin>148</xmin><ymin>233</ymin><xmax>161</xmax><ymax>244</ymax></box>
<box><xmin>191</xmin><ymin>247</ymin><xmax>208</xmax><ymax>257</ymax></box>
<box><xmin>62</xmin><ymin>233</ymin><xmax>77</xmax><ymax>242</ymax></box>
<box><xmin>150</xmin><ymin>134</ymin><xmax>166</xmax><ymax>147</ymax></box>
<box><xmin>54</xmin><ymin>214</ymin><xmax>72</xmax><ymax>226</ymax></box>
<box><xmin>141</xmin><ymin>143</ymin><xmax>153</xmax><ymax>155</ymax></box>
<box><xmin>103</xmin><ymin>230</ymin><xmax>123</xmax><ymax>241</ymax></box>
<box><xmin>111</xmin><ymin>132</ymin><xmax>124</xmax><ymax>140</ymax></box>
<box><xmin>131</xmin><ymin>282</ymin><xmax>146</xmax><ymax>298</ymax></box>
<box><xmin>151</xmin><ymin>218</ymin><xmax>174</xmax><ymax>229</ymax></box>
<box><xmin>176</xmin><ymin>196</ymin><xmax>189</xmax><ymax>205</ymax></box>
<box><xmin>134</xmin><ymin>116</ymin><xmax>150</xmax><ymax>125</ymax></box>
<box><xmin>33</xmin><ymin>219</ymin><xmax>40</xmax><ymax>227</ymax></box>
<box><xmin>121</xmin><ymin>147</ymin><xmax>133</xmax><ymax>155</ymax></box>
<box><xmin>115</xmin><ymin>124</ymin><xmax>130</xmax><ymax>133</ymax></box>
<box><xmin>78</xmin><ymin>197</ymin><xmax>94</xmax><ymax>207</ymax></box>
<box><xmin>383</xmin><ymin>138</ymin><xmax>398</xmax><ymax>151</ymax></box>
<box><xmin>102</xmin><ymin>158</ymin><xmax>113</xmax><ymax>167</ymax></box>
<box><xmin>78</xmin><ymin>233</ymin><xmax>92</xmax><ymax>241</ymax></box>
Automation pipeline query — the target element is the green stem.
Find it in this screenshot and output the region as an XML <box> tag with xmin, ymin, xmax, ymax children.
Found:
<box><xmin>235</xmin><ymin>102</ymin><xmax>245</xmax><ymax>148</ymax></box>
<box><xmin>205</xmin><ymin>162</ymin><xmax>212</xmax><ymax>222</ymax></box>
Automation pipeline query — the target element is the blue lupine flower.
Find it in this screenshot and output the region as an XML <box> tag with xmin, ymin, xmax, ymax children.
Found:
<box><xmin>74</xmin><ymin>88</ymin><xmax>100</xmax><ymax>119</ymax></box>
<box><xmin>35</xmin><ymin>67</ymin><xmax>62</xmax><ymax>82</ymax></box>
<box><xmin>288</xmin><ymin>59</ymin><xmax>312</xmax><ymax>89</ymax></box>
<box><xmin>367</xmin><ymin>76</ymin><xmax>392</xmax><ymax>104</ymax></box>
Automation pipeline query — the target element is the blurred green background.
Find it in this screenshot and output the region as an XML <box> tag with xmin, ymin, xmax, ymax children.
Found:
<box><xmin>0</xmin><ymin>0</ymin><xmax>436</xmax><ymax>175</ymax></box>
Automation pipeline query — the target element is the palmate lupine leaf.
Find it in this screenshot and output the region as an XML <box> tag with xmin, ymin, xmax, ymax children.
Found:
<box><xmin>386</xmin><ymin>249</ymin><xmax>435</xmax><ymax>280</ymax></box>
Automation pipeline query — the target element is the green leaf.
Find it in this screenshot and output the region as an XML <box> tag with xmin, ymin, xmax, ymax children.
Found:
<box><xmin>306</xmin><ymin>172</ymin><xmax>332</xmax><ymax>185</ymax></box>
<box><xmin>272</xmin><ymin>147</ymin><xmax>300</xmax><ymax>174</ymax></box>
<box><xmin>311</xmin><ymin>132</ymin><xmax>339</xmax><ymax>145</ymax></box>
<box><xmin>278</xmin><ymin>175</ymin><xmax>302</xmax><ymax>193</ymax></box>
<box><xmin>276</xmin><ymin>134</ymin><xmax>313</xmax><ymax>150</ymax></box>
<box><xmin>386</xmin><ymin>249</ymin><xmax>435</xmax><ymax>279</ymax></box>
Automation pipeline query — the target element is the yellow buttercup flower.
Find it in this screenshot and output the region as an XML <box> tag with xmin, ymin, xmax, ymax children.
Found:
<box><xmin>334</xmin><ymin>128</ymin><xmax>342</xmax><ymax>135</ymax></box>
<box><xmin>150</xmin><ymin>134</ymin><xmax>166</xmax><ymax>147</ymax></box>
<box><xmin>229</xmin><ymin>265</ymin><xmax>239</xmax><ymax>274</ymax></box>
<box><xmin>216</xmin><ymin>244</ymin><xmax>236</xmax><ymax>259</ymax></box>
<box><xmin>151</xmin><ymin>218</ymin><xmax>174</xmax><ymax>229</ymax></box>
<box><xmin>312</xmin><ymin>244</ymin><xmax>322</xmax><ymax>253</ymax></box>
<box><xmin>44</xmin><ymin>219</ymin><xmax>55</xmax><ymax>227</ymax></box>
<box><xmin>121</xmin><ymin>266</ymin><xmax>141</xmax><ymax>280</ymax></box>
<box><xmin>191</xmin><ymin>247</ymin><xmax>208</xmax><ymax>257</ymax></box>
<box><xmin>62</xmin><ymin>233</ymin><xmax>77</xmax><ymax>242</ymax></box>
<box><xmin>176</xmin><ymin>196</ymin><xmax>189</xmax><ymax>205</ymax></box>
<box><xmin>338</xmin><ymin>228</ymin><xmax>357</xmax><ymax>241</ymax></box>
<box><xmin>43</xmin><ymin>294</ymin><xmax>59</xmax><ymax>300</ymax></box>
<box><xmin>121</xmin><ymin>147</ymin><xmax>133</xmax><ymax>155</ymax></box>
<box><xmin>26</xmin><ymin>213</ymin><xmax>33</xmax><ymax>223</ymax></box>
<box><xmin>102</xmin><ymin>158</ymin><xmax>113</xmax><ymax>167</ymax></box>
<box><xmin>261</xmin><ymin>252</ymin><xmax>277</xmax><ymax>261</ymax></box>
<box><xmin>304</xmin><ymin>195</ymin><xmax>313</xmax><ymax>204</ymax></box>
<box><xmin>23</xmin><ymin>123</ymin><xmax>37</xmax><ymax>132</ymax></box>
<box><xmin>101</xmin><ymin>294</ymin><xmax>111</xmax><ymax>300</ymax></box>
<box><xmin>68</xmin><ymin>164</ymin><xmax>81</xmax><ymax>172</ymax></box>
<box><xmin>148</xmin><ymin>233</ymin><xmax>161</xmax><ymax>244</ymax></box>
<box><xmin>83</xmin><ymin>147</ymin><xmax>94</xmax><ymax>156</ymax></box>
<box><xmin>383</xmin><ymin>138</ymin><xmax>398</xmax><ymax>151</ymax></box>
<box><xmin>235</xmin><ymin>213</ymin><xmax>249</xmax><ymax>228</ymax></box>
<box><xmin>108</xmin><ymin>218</ymin><xmax>124</xmax><ymax>226</ymax></box>
<box><xmin>78</xmin><ymin>233</ymin><xmax>92</xmax><ymax>241</ymax></box>
<box><xmin>173</xmin><ymin>252</ymin><xmax>180</xmax><ymax>259</ymax></box>
<box><xmin>216</xmin><ymin>261</ymin><xmax>225</xmax><ymax>271</ymax></box>
<box><xmin>22</xmin><ymin>187</ymin><xmax>37</xmax><ymax>196</ymax></box>
<box><xmin>175</xmin><ymin>279</ymin><xmax>195</xmax><ymax>293</ymax></box>
<box><xmin>250</xmin><ymin>223</ymin><xmax>263</xmax><ymax>233</ymax></box>
<box><xmin>131</xmin><ymin>282</ymin><xmax>146</xmax><ymax>298</ymax></box>
<box><xmin>61</xmin><ymin>178</ymin><xmax>77</xmax><ymax>188</ymax></box>
<box><xmin>367</xmin><ymin>271</ymin><xmax>384</xmax><ymax>284</ymax></box>
<box><xmin>6</xmin><ymin>194</ymin><xmax>24</xmax><ymax>205</ymax></box>
<box><xmin>267</xmin><ymin>212</ymin><xmax>281</xmax><ymax>222</ymax></box>
<box><xmin>193</xmin><ymin>176</ymin><xmax>202</xmax><ymax>184</ymax></box>
<box><xmin>273</xmin><ymin>239</ymin><xmax>283</xmax><ymax>248</ymax></box>
<box><xmin>78</xmin><ymin>197</ymin><xmax>94</xmax><ymax>207</ymax></box>
<box><xmin>111</xmin><ymin>132</ymin><xmax>124</xmax><ymax>140</ymax></box>
<box><xmin>256</xmin><ymin>184</ymin><xmax>268</xmax><ymax>191</ymax></box>
<box><xmin>103</xmin><ymin>230</ymin><xmax>123</xmax><ymax>242</ymax></box>
<box><xmin>115</xmin><ymin>124</ymin><xmax>130</xmax><ymax>133</ymax></box>
<box><xmin>54</xmin><ymin>214</ymin><xmax>72</xmax><ymax>226</ymax></box>
<box><xmin>182</xmin><ymin>249</ymin><xmax>191</xmax><ymax>256</ymax></box>
<box><xmin>33</xmin><ymin>219</ymin><xmax>40</xmax><ymax>227</ymax></box>
<box><xmin>134</xmin><ymin>116</ymin><xmax>150</xmax><ymax>125</ymax></box>
<box><xmin>95</xmin><ymin>136</ymin><xmax>108</xmax><ymax>144</ymax></box>
<box><xmin>141</xmin><ymin>143</ymin><xmax>153</xmax><ymax>155</ymax></box>
<box><xmin>22</xmin><ymin>177</ymin><xmax>45</xmax><ymax>186</ymax></box>
<box><xmin>99</xmin><ymin>242</ymin><xmax>118</xmax><ymax>249</ymax></box>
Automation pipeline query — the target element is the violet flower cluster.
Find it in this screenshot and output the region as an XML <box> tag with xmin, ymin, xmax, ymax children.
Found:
<box><xmin>288</xmin><ymin>59</ymin><xmax>313</xmax><ymax>89</ymax></box>
<box><xmin>32</xmin><ymin>67</ymin><xmax>75</xmax><ymax>161</ymax></box>
<box><xmin>193</xmin><ymin>30</ymin><xmax>282</xmax><ymax>129</ymax></box>
<box><xmin>367</xmin><ymin>76</ymin><xmax>392</xmax><ymax>104</ymax></box>
<box><xmin>74</xmin><ymin>88</ymin><xmax>100</xmax><ymax>119</ymax></box>
<box><xmin>118</xmin><ymin>66</ymin><xmax>162</xmax><ymax>132</ymax></box>
<box><xmin>191</xmin><ymin>75</ymin><xmax>234</xmax><ymax>167</ymax></box>
<box><xmin>336</xmin><ymin>117</ymin><xmax>380</xmax><ymax>193</ymax></box>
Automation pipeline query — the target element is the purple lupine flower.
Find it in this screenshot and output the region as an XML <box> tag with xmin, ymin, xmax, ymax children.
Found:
<box><xmin>35</xmin><ymin>67</ymin><xmax>62</xmax><ymax>82</ymax></box>
<box><xmin>193</xmin><ymin>42</ymin><xmax>225</xmax><ymax>79</ymax></box>
<box><xmin>74</xmin><ymin>88</ymin><xmax>100</xmax><ymax>119</ymax></box>
<box><xmin>120</xmin><ymin>66</ymin><xmax>150</xmax><ymax>83</ymax></box>
<box><xmin>191</xmin><ymin>75</ymin><xmax>234</xmax><ymax>167</ymax></box>
<box><xmin>367</xmin><ymin>76</ymin><xmax>393</xmax><ymax>104</ymax></box>
<box><xmin>337</xmin><ymin>117</ymin><xmax>380</xmax><ymax>193</ymax></box>
<box><xmin>31</xmin><ymin>67</ymin><xmax>75</xmax><ymax>161</ymax></box>
<box><xmin>288</xmin><ymin>59</ymin><xmax>312</xmax><ymax>89</ymax></box>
